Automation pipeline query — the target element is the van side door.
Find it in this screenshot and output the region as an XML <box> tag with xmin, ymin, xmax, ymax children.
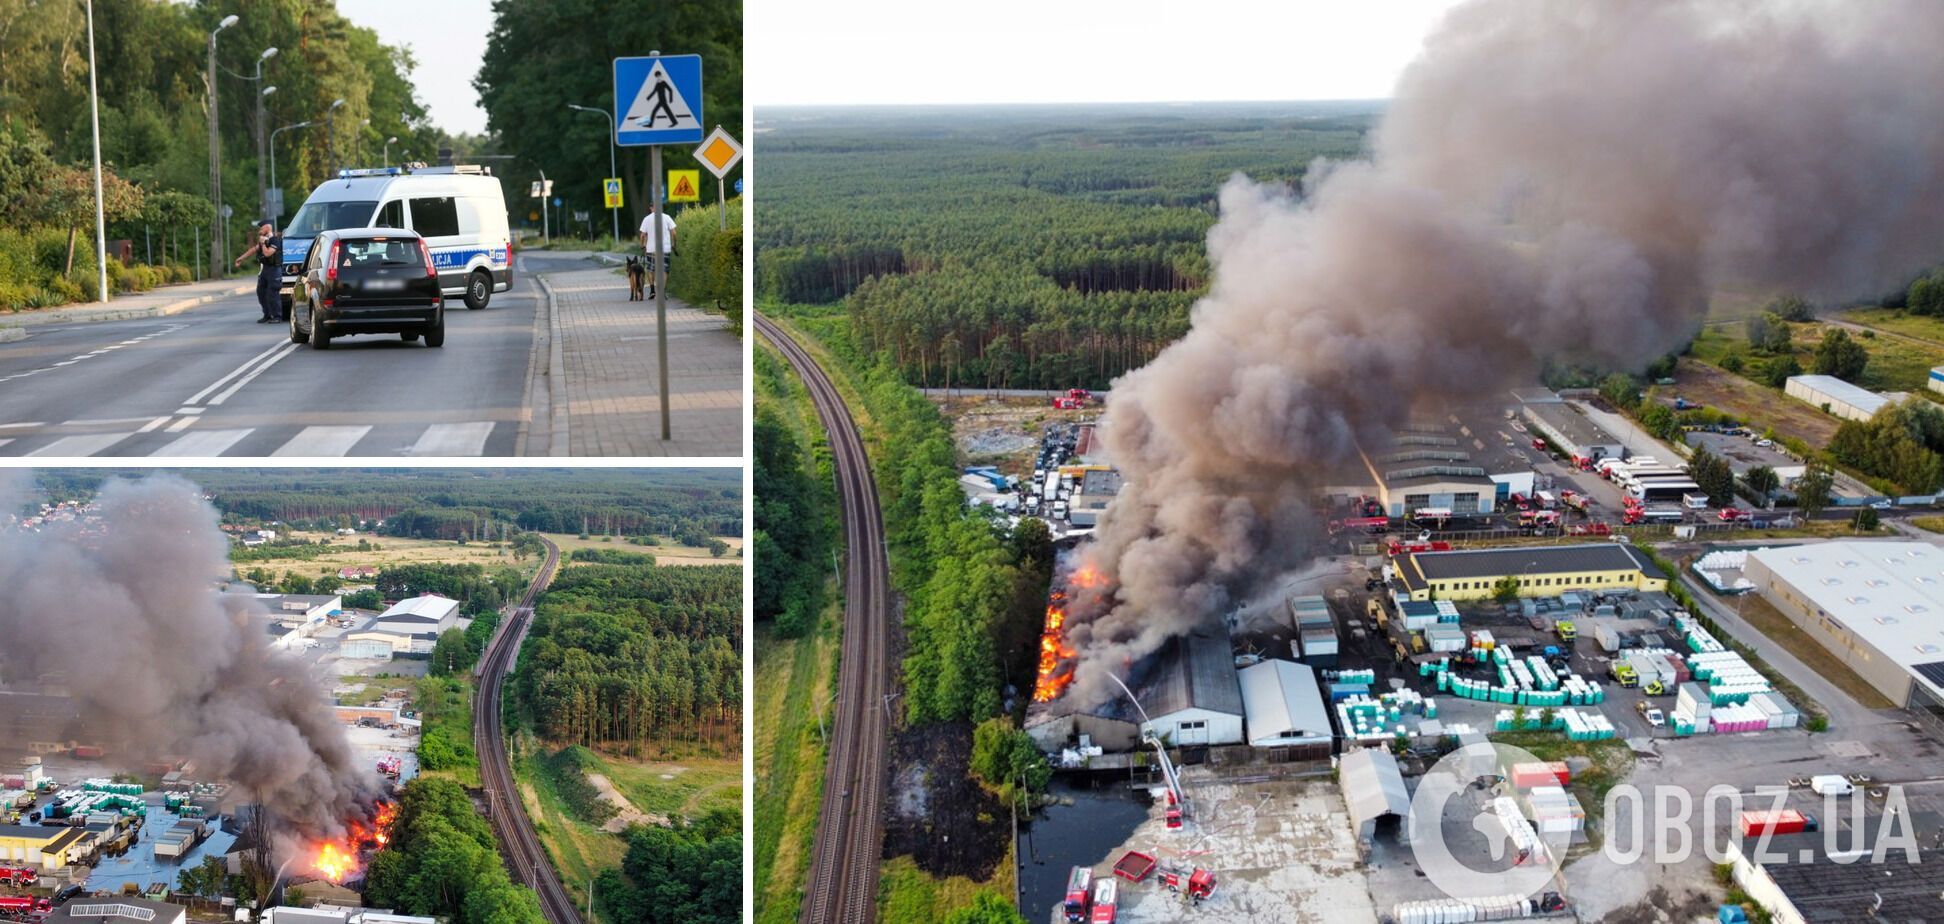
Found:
<box><xmin>406</xmin><ymin>196</ymin><xmax>463</xmax><ymax>289</ymax></box>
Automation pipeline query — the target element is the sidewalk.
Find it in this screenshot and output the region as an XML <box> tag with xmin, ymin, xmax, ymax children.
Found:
<box><xmin>0</xmin><ymin>275</ymin><xmax>255</xmax><ymax>338</ymax></box>
<box><xmin>537</xmin><ymin>263</ymin><xmax>741</xmax><ymax>457</ymax></box>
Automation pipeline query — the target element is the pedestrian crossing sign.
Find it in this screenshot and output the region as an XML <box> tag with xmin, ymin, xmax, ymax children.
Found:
<box><xmin>603</xmin><ymin>177</ymin><xmax>624</xmax><ymax>208</ymax></box>
<box><xmin>613</xmin><ymin>54</ymin><xmax>704</xmax><ymax>146</ymax></box>
<box><xmin>668</xmin><ymin>170</ymin><xmax>700</xmax><ymax>203</ymax></box>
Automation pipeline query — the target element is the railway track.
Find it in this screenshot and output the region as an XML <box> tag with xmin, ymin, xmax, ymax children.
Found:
<box><xmin>472</xmin><ymin>536</ymin><xmax>581</xmax><ymax>924</ymax></box>
<box><xmin>755</xmin><ymin>313</ymin><xmax>893</xmax><ymax>924</ymax></box>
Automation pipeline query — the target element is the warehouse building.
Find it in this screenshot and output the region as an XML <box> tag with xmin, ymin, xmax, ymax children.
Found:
<box><xmin>340</xmin><ymin>595</ymin><xmax>462</xmax><ymax>658</ymax></box>
<box><xmin>1517</xmin><ymin>390</ymin><xmax>1626</xmax><ymax>464</ymax></box>
<box><xmin>1068</xmin><ymin>469</ymin><xmax>1123</xmax><ymax>528</ymax></box>
<box><xmin>1745</xmin><ymin>542</ymin><xmax>1944</xmax><ymax>712</ymax></box>
<box><xmin>1725</xmin><ymin>808</ymin><xmax>1941</xmax><ymax>924</ymax></box>
<box><xmin>1391</xmin><ymin>543</ymin><xmax>1668</xmax><ymax>601</ymax></box>
<box><xmin>46</xmin><ymin>899</ymin><xmax>187</xmax><ymax>924</ymax></box>
<box><xmin>1783</xmin><ymin>374</ymin><xmax>1907</xmax><ymax>422</ymax></box>
<box><xmin>1026</xmin><ymin>627</ymin><xmax>1245</xmax><ymax>753</ymax></box>
<box><xmin>1237</xmin><ymin>659</ymin><xmax>1332</xmax><ymax>758</ymax></box>
<box><xmin>1359</xmin><ymin>410</ymin><xmax>1541</xmax><ymax>517</ymax></box>
<box><xmin>0</xmin><ymin>824</ymin><xmax>87</xmax><ymax>870</ymax></box>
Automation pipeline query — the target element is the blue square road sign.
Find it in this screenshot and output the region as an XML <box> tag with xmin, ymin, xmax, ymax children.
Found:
<box><xmin>614</xmin><ymin>55</ymin><xmax>704</xmax><ymax>146</ymax></box>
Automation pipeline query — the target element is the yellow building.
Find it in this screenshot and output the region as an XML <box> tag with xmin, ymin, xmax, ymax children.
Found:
<box><xmin>1392</xmin><ymin>544</ymin><xmax>1667</xmax><ymax>601</ymax></box>
<box><xmin>0</xmin><ymin>824</ymin><xmax>88</xmax><ymax>870</ymax></box>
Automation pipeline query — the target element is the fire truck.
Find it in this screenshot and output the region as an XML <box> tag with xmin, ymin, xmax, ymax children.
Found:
<box><xmin>1089</xmin><ymin>878</ymin><xmax>1118</xmax><ymax>924</ymax></box>
<box><xmin>1063</xmin><ymin>866</ymin><xmax>1093</xmax><ymax>922</ymax></box>
<box><xmin>1052</xmin><ymin>388</ymin><xmax>1093</xmax><ymax>410</ymax></box>
<box><xmin>1159</xmin><ymin>865</ymin><xmax>1218</xmax><ymax>904</ymax></box>
<box><xmin>376</xmin><ymin>756</ymin><xmax>403</xmax><ymax>778</ymax></box>
<box><xmin>0</xmin><ymin>896</ymin><xmax>50</xmax><ymax>918</ymax></box>
<box><xmin>0</xmin><ymin>869</ymin><xmax>34</xmax><ymax>888</ymax></box>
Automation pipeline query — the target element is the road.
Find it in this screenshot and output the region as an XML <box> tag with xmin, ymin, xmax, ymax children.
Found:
<box><xmin>0</xmin><ymin>251</ymin><xmax>587</xmax><ymax>457</ymax></box>
<box><xmin>473</xmin><ymin>535</ymin><xmax>581</xmax><ymax>924</ymax></box>
<box><xmin>755</xmin><ymin>313</ymin><xmax>892</xmax><ymax>924</ymax></box>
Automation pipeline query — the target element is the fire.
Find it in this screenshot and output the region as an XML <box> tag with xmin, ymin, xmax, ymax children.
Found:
<box><xmin>1069</xmin><ymin>564</ymin><xmax>1104</xmax><ymax>589</ymax></box>
<box><xmin>1033</xmin><ymin>591</ymin><xmax>1077</xmax><ymax>703</ymax></box>
<box><xmin>313</xmin><ymin>842</ymin><xmax>354</xmax><ymax>882</ymax></box>
<box><xmin>306</xmin><ymin>800</ymin><xmax>397</xmax><ymax>883</ymax></box>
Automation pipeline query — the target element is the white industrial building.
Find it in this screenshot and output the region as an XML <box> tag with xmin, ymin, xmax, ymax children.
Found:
<box><xmin>1237</xmin><ymin>659</ymin><xmax>1332</xmax><ymax>758</ymax></box>
<box><xmin>339</xmin><ymin>594</ymin><xmax>462</xmax><ymax>658</ymax></box>
<box><xmin>1783</xmin><ymin>374</ymin><xmax>1904</xmax><ymax>422</ymax></box>
<box><xmin>1931</xmin><ymin>365</ymin><xmax>1944</xmax><ymax>395</ymax></box>
<box><xmin>1517</xmin><ymin>389</ymin><xmax>1626</xmax><ymax>465</ymax></box>
<box><xmin>1744</xmin><ymin>542</ymin><xmax>1944</xmax><ymax>712</ymax></box>
<box><xmin>1025</xmin><ymin>628</ymin><xmax>1245</xmax><ymax>752</ymax></box>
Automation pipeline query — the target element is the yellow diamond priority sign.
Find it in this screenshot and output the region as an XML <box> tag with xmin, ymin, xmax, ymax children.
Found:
<box><xmin>668</xmin><ymin>169</ymin><xmax>701</xmax><ymax>203</ymax></box>
<box><xmin>692</xmin><ymin>126</ymin><xmax>742</xmax><ymax>179</ymax></box>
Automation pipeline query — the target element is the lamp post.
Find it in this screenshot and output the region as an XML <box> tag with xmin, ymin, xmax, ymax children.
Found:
<box><xmin>251</xmin><ymin>46</ymin><xmax>277</xmax><ymax>221</ymax></box>
<box><xmin>268</xmin><ymin>121</ymin><xmax>313</xmax><ymax>221</ymax></box>
<box><xmin>206</xmin><ymin>12</ymin><xmax>239</xmax><ymax>278</ymax></box>
<box><xmin>383</xmin><ymin>136</ymin><xmax>398</xmax><ymax>168</ymax></box>
<box><xmin>85</xmin><ymin>0</ymin><xmax>107</xmax><ymax>302</ymax></box>
<box><xmin>566</xmin><ymin>103</ymin><xmax>619</xmax><ymax>244</ymax></box>
<box><xmin>326</xmin><ymin>98</ymin><xmax>346</xmax><ymax>176</ymax></box>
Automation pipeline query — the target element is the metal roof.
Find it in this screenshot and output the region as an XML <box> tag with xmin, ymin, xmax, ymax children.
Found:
<box><xmin>1749</xmin><ymin>541</ymin><xmax>1944</xmax><ymax>698</ymax></box>
<box><xmin>1137</xmin><ymin>629</ymin><xmax>1243</xmax><ymax>719</ymax></box>
<box><xmin>1238</xmin><ymin>660</ymin><xmax>1331</xmax><ymax>746</ymax></box>
<box><xmin>1405</xmin><ymin>544</ymin><xmax>1665</xmax><ymax>582</ymax></box>
<box><xmin>376</xmin><ymin>595</ymin><xmax>459</xmax><ymax>623</ymax></box>
<box><xmin>1339</xmin><ymin>747</ymin><xmax>1410</xmax><ymax>831</ymax></box>
<box><xmin>1786</xmin><ymin>374</ymin><xmax>1893</xmax><ymax>414</ymax></box>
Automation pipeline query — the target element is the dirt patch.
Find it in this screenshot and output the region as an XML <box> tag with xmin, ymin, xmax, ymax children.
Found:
<box><xmin>882</xmin><ymin>721</ymin><xmax>1009</xmax><ymax>882</ymax></box>
<box><xmin>1673</xmin><ymin>358</ymin><xmax>1837</xmax><ymax>447</ymax></box>
<box><xmin>1594</xmin><ymin>884</ymin><xmax>1716</xmax><ymax>924</ymax></box>
<box><xmin>587</xmin><ymin>772</ymin><xmax>669</xmax><ymax>833</ymax></box>
<box><xmin>931</xmin><ymin>397</ymin><xmax>1059</xmax><ymax>468</ymax></box>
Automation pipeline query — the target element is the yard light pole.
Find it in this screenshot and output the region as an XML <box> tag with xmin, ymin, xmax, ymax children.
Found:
<box><xmin>85</xmin><ymin>0</ymin><xmax>107</xmax><ymax>302</ymax></box>
<box><xmin>383</xmin><ymin>136</ymin><xmax>398</xmax><ymax>168</ymax></box>
<box><xmin>326</xmin><ymin>98</ymin><xmax>346</xmax><ymax>176</ymax></box>
<box><xmin>252</xmin><ymin>47</ymin><xmax>278</xmax><ymax>221</ymax></box>
<box><xmin>207</xmin><ymin>12</ymin><xmax>239</xmax><ymax>278</ymax></box>
<box><xmin>268</xmin><ymin>121</ymin><xmax>312</xmax><ymax>221</ymax></box>
<box><xmin>566</xmin><ymin>103</ymin><xmax>619</xmax><ymax>244</ymax></box>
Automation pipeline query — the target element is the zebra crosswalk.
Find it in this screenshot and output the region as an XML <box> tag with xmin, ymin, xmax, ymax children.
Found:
<box><xmin>0</xmin><ymin>420</ymin><xmax>511</xmax><ymax>458</ymax></box>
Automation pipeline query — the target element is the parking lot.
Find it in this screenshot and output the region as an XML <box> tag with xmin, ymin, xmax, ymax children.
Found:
<box><xmin>1685</xmin><ymin>429</ymin><xmax>1798</xmax><ymax>477</ymax></box>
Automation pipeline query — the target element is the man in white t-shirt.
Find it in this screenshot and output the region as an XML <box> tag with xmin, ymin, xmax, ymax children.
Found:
<box><xmin>637</xmin><ymin>205</ymin><xmax>677</xmax><ymax>298</ymax></box>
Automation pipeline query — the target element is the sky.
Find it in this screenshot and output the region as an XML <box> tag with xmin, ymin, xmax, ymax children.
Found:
<box><xmin>751</xmin><ymin>0</ymin><xmax>1467</xmax><ymax>107</ymax></box>
<box><xmin>338</xmin><ymin>0</ymin><xmax>492</xmax><ymax>135</ymax></box>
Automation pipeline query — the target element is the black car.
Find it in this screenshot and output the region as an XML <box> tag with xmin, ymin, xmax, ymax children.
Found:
<box><xmin>52</xmin><ymin>885</ymin><xmax>83</xmax><ymax>906</ymax></box>
<box><xmin>291</xmin><ymin>228</ymin><xmax>445</xmax><ymax>349</ymax></box>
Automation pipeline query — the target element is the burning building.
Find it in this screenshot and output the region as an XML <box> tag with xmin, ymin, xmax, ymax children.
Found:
<box><xmin>1027</xmin><ymin>627</ymin><xmax>1245</xmax><ymax>754</ymax></box>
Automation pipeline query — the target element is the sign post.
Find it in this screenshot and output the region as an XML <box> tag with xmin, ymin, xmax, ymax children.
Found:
<box><xmin>614</xmin><ymin>51</ymin><xmax>704</xmax><ymax>442</ymax></box>
<box><xmin>692</xmin><ymin>125</ymin><xmax>742</xmax><ymax>231</ymax></box>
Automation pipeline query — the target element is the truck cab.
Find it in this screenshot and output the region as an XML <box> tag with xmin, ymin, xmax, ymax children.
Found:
<box><xmin>1063</xmin><ymin>866</ymin><xmax>1093</xmax><ymax>922</ymax></box>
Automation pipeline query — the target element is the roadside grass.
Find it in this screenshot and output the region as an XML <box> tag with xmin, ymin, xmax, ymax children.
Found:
<box><xmin>753</xmin><ymin>617</ymin><xmax>839</xmax><ymax>924</ymax></box>
<box><xmin>336</xmin><ymin>683</ymin><xmax>387</xmax><ymax>707</ymax></box>
<box><xmin>515</xmin><ymin>748</ymin><xmax>625</xmax><ymax>924</ymax></box>
<box><xmin>878</xmin><ymin>853</ymin><xmax>1012</xmax><ymax>924</ymax></box>
<box><xmin>1910</xmin><ymin>516</ymin><xmax>1944</xmax><ymax>534</ymax></box>
<box><xmin>1717</xmin><ymin>590</ymin><xmax>1894</xmax><ymax>710</ymax></box>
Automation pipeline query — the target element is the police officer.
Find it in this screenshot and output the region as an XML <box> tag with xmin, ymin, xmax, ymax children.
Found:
<box><xmin>234</xmin><ymin>219</ymin><xmax>283</xmax><ymax>323</ymax></box>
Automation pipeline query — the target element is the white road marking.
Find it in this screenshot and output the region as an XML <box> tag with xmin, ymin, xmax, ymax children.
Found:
<box><xmin>177</xmin><ymin>407</ymin><xmax>204</xmax><ymax>415</ymax></box>
<box><xmin>152</xmin><ymin>428</ymin><xmax>253</xmax><ymax>457</ymax></box>
<box><xmin>24</xmin><ymin>433</ymin><xmax>133</xmax><ymax>457</ymax></box>
<box><xmin>62</xmin><ymin>417</ymin><xmax>158</xmax><ymax>427</ymax></box>
<box><xmin>270</xmin><ymin>425</ymin><xmax>372</xmax><ymax>457</ymax></box>
<box><xmin>186</xmin><ymin>340</ymin><xmax>296</xmax><ymax>405</ymax></box>
<box><xmin>164</xmin><ymin>416</ymin><xmax>197</xmax><ymax>433</ymax></box>
<box><xmin>0</xmin><ymin>422</ymin><xmax>47</xmax><ymax>430</ymax></box>
<box><xmin>406</xmin><ymin>422</ymin><xmax>497</xmax><ymax>456</ymax></box>
<box><xmin>206</xmin><ymin>343</ymin><xmax>299</xmax><ymax>406</ymax></box>
<box><xmin>136</xmin><ymin>416</ymin><xmax>172</xmax><ymax>433</ymax></box>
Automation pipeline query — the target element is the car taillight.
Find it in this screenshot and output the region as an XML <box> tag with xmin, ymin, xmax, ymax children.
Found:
<box><xmin>325</xmin><ymin>240</ymin><xmax>343</xmax><ymax>283</ymax></box>
<box><xmin>504</xmin><ymin>242</ymin><xmax>512</xmax><ymax>266</ymax></box>
<box><xmin>419</xmin><ymin>240</ymin><xmax>437</xmax><ymax>278</ymax></box>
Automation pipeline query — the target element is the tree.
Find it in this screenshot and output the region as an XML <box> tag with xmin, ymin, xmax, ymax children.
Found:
<box><xmin>969</xmin><ymin>718</ymin><xmax>1051</xmax><ymax>812</ymax></box>
<box><xmin>706</xmin><ymin>538</ymin><xmax>729</xmax><ymax>558</ymax></box>
<box><xmin>1766</xmin><ymin>294</ymin><xmax>1815</xmax><ymax>322</ymax></box>
<box><xmin>344</xmin><ymin>588</ymin><xmax>383</xmax><ymax>610</ymax></box>
<box><xmin>1812</xmin><ymin>328</ymin><xmax>1868</xmax><ymax>381</ymax></box>
<box><xmin>429</xmin><ymin>629</ymin><xmax>472</xmax><ymax>676</ymax></box>
<box><xmin>1909</xmin><ymin>274</ymin><xmax>1944</xmax><ymax>317</ymax></box>
<box><xmin>1745</xmin><ymin>313</ymin><xmax>1793</xmax><ymax>354</ymax></box>
<box><xmin>1720</xmin><ymin>353</ymin><xmax>1745</xmax><ymax>374</ymax></box>
<box><xmin>1598</xmin><ymin>373</ymin><xmax>1639</xmax><ymax>410</ymax></box>
<box><xmin>176</xmin><ymin>856</ymin><xmax>228</xmax><ymax>899</ymax></box>
<box><xmin>1743</xmin><ymin>465</ymin><xmax>1780</xmax><ymax>500</ymax></box>
<box><xmin>1796</xmin><ymin>458</ymin><xmax>1835</xmax><ymax>519</ymax></box>
<box><xmin>1763</xmin><ymin>355</ymin><xmax>1802</xmax><ymax>388</ymax></box>
<box><xmin>1491</xmin><ymin>576</ymin><xmax>1521</xmax><ymax>602</ymax></box>
<box><xmin>944</xmin><ymin>893</ymin><xmax>1032</xmax><ymax>924</ymax></box>
<box><xmin>1686</xmin><ymin>446</ymin><xmax>1736</xmax><ymax>507</ymax></box>
<box><xmin>1852</xmin><ymin>508</ymin><xmax>1880</xmax><ymax>531</ymax></box>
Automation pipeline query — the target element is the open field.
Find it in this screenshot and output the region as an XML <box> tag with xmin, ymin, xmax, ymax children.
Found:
<box><xmin>518</xmin><ymin>751</ymin><xmax>627</xmax><ymax>924</ymax></box>
<box><xmin>754</xmin><ymin>621</ymin><xmax>839</xmax><ymax>924</ymax></box>
<box><xmin>878</xmin><ymin>855</ymin><xmax>1010</xmax><ymax>924</ymax></box>
<box><xmin>587</xmin><ymin>749</ymin><xmax>741</xmax><ymax>821</ymax></box>
<box><xmin>1667</xmin><ymin>357</ymin><xmax>1837</xmax><ymax>447</ymax></box>
<box><xmin>539</xmin><ymin>531</ymin><xmax>743</xmax><ymax>565</ymax></box>
<box><xmin>1838</xmin><ymin>307</ymin><xmax>1944</xmax><ymax>348</ymax></box>
<box><xmin>241</xmin><ymin>532</ymin><xmax>522</xmax><ymax>573</ymax></box>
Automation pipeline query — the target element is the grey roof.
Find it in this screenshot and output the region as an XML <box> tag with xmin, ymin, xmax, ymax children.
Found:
<box><xmin>1238</xmin><ymin>660</ymin><xmax>1331</xmax><ymax>746</ymax></box>
<box><xmin>1078</xmin><ymin>469</ymin><xmax>1123</xmax><ymax>497</ymax></box>
<box><xmin>48</xmin><ymin>898</ymin><xmax>186</xmax><ymax>924</ymax></box>
<box><xmin>1521</xmin><ymin>401</ymin><xmax>1622</xmax><ymax>450</ymax></box>
<box><xmin>1407</xmin><ymin>544</ymin><xmax>1664</xmax><ymax>582</ymax></box>
<box><xmin>1746</xmin><ymin>814</ymin><xmax>1944</xmax><ymax>923</ymax></box>
<box><xmin>1137</xmin><ymin>629</ymin><xmax>1243</xmax><ymax>719</ymax></box>
<box><xmin>1339</xmin><ymin>748</ymin><xmax>1410</xmax><ymax>830</ymax></box>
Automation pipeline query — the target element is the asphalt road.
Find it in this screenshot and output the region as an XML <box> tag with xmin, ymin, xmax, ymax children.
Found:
<box><xmin>0</xmin><ymin>251</ymin><xmax>589</xmax><ymax>457</ymax></box>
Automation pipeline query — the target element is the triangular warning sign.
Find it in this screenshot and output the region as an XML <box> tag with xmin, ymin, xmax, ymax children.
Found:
<box><xmin>673</xmin><ymin>175</ymin><xmax>695</xmax><ymax>198</ymax></box>
<box><xmin>621</xmin><ymin>60</ymin><xmax>699</xmax><ymax>133</ymax></box>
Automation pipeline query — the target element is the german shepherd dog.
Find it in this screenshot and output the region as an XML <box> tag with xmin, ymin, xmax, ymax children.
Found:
<box><xmin>625</xmin><ymin>256</ymin><xmax>646</xmax><ymax>301</ymax></box>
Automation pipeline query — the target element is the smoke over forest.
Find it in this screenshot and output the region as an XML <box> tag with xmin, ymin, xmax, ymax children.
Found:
<box><xmin>1062</xmin><ymin>0</ymin><xmax>1944</xmax><ymax>708</ymax></box>
<box><xmin>0</xmin><ymin>472</ymin><xmax>374</xmax><ymax>832</ymax></box>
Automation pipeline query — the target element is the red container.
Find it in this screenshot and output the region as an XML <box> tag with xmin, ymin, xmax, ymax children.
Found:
<box><xmin>1112</xmin><ymin>850</ymin><xmax>1155</xmax><ymax>883</ymax></box>
<box><xmin>1738</xmin><ymin>810</ymin><xmax>1807</xmax><ymax>837</ymax></box>
<box><xmin>73</xmin><ymin>746</ymin><xmax>104</xmax><ymax>760</ymax></box>
<box><xmin>1509</xmin><ymin>761</ymin><xmax>1571</xmax><ymax>789</ymax></box>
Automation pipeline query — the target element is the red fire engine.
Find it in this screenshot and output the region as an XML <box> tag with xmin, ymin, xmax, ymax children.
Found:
<box><xmin>1089</xmin><ymin>877</ymin><xmax>1118</xmax><ymax>924</ymax></box>
<box><xmin>376</xmin><ymin>756</ymin><xmax>403</xmax><ymax>778</ymax></box>
<box><xmin>1062</xmin><ymin>866</ymin><xmax>1093</xmax><ymax>922</ymax></box>
<box><xmin>0</xmin><ymin>869</ymin><xmax>34</xmax><ymax>888</ymax></box>
<box><xmin>0</xmin><ymin>896</ymin><xmax>51</xmax><ymax>917</ymax></box>
<box><xmin>1052</xmin><ymin>388</ymin><xmax>1093</xmax><ymax>410</ymax></box>
<box><xmin>1159</xmin><ymin>865</ymin><xmax>1218</xmax><ymax>904</ymax></box>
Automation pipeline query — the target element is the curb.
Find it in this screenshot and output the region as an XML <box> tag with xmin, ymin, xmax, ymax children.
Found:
<box><xmin>0</xmin><ymin>282</ymin><xmax>254</xmax><ymax>331</ymax></box>
<box><xmin>534</xmin><ymin>273</ymin><xmax>571</xmax><ymax>457</ymax></box>
<box><xmin>0</xmin><ymin>328</ymin><xmax>22</xmax><ymax>344</ymax></box>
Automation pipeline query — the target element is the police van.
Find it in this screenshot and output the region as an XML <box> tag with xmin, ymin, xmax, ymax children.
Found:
<box><xmin>280</xmin><ymin>165</ymin><xmax>512</xmax><ymax>312</ymax></box>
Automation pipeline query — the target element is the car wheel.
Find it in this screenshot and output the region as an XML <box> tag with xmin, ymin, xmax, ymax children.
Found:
<box><xmin>464</xmin><ymin>270</ymin><xmax>490</xmax><ymax>310</ymax></box>
<box><xmin>423</xmin><ymin>318</ymin><xmax>445</xmax><ymax>348</ymax></box>
<box><xmin>288</xmin><ymin>305</ymin><xmax>306</xmax><ymax>344</ymax></box>
<box><xmin>309</xmin><ymin>311</ymin><xmax>331</xmax><ymax>350</ymax></box>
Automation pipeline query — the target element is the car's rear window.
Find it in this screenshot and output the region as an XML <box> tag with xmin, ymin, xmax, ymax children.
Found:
<box><xmin>336</xmin><ymin>238</ymin><xmax>424</xmax><ymax>272</ymax></box>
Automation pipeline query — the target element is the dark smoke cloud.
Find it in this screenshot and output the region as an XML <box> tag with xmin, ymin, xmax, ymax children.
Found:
<box><xmin>0</xmin><ymin>474</ymin><xmax>373</xmax><ymax>832</ymax></box>
<box><xmin>1062</xmin><ymin>0</ymin><xmax>1944</xmax><ymax>709</ymax></box>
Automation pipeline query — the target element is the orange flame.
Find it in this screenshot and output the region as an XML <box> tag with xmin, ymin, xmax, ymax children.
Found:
<box><xmin>313</xmin><ymin>842</ymin><xmax>354</xmax><ymax>882</ymax></box>
<box><xmin>306</xmin><ymin>800</ymin><xmax>397</xmax><ymax>883</ymax></box>
<box><xmin>1033</xmin><ymin>591</ymin><xmax>1078</xmax><ymax>703</ymax></box>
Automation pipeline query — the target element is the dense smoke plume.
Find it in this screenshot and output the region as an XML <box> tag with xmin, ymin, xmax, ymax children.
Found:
<box><xmin>1062</xmin><ymin>0</ymin><xmax>1944</xmax><ymax>709</ymax></box>
<box><xmin>0</xmin><ymin>473</ymin><xmax>374</xmax><ymax>832</ymax></box>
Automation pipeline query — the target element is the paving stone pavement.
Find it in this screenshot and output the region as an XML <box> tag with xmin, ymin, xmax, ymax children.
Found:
<box><xmin>544</xmin><ymin>264</ymin><xmax>741</xmax><ymax>457</ymax></box>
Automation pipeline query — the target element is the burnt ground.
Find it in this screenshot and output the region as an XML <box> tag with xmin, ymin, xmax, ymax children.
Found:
<box><xmin>881</xmin><ymin>720</ymin><xmax>1010</xmax><ymax>881</ymax></box>
<box><xmin>1594</xmin><ymin>884</ymin><xmax>1717</xmax><ymax>924</ymax></box>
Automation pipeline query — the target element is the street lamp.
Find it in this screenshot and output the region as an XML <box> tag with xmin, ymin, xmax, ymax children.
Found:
<box><xmin>85</xmin><ymin>0</ymin><xmax>106</xmax><ymax>302</ymax></box>
<box><xmin>383</xmin><ymin>136</ymin><xmax>398</xmax><ymax>168</ymax></box>
<box><xmin>566</xmin><ymin>103</ymin><xmax>619</xmax><ymax>244</ymax></box>
<box><xmin>252</xmin><ymin>46</ymin><xmax>277</xmax><ymax>221</ymax></box>
<box><xmin>326</xmin><ymin>98</ymin><xmax>346</xmax><ymax>176</ymax></box>
<box><xmin>268</xmin><ymin>121</ymin><xmax>313</xmax><ymax>221</ymax></box>
<box><xmin>207</xmin><ymin>12</ymin><xmax>239</xmax><ymax>277</ymax></box>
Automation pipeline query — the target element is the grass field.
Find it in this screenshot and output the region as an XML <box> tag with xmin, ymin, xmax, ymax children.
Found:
<box><xmin>539</xmin><ymin>531</ymin><xmax>744</xmax><ymax>566</ymax></box>
<box><xmin>1911</xmin><ymin>516</ymin><xmax>1944</xmax><ymax>534</ymax></box>
<box><xmin>518</xmin><ymin>750</ymin><xmax>627</xmax><ymax>924</ymax></box>
<box><xmin>1724</xmin><ymin>591</ymin><xmax>1895</xmax><ymax>710</ymax></box>
<box><xmin>753</xmin><ymin>620</ymin><xmax>838</xmax><ymax>924</ymax></box>
<box><xmin>1839</xmin><ymin>308</ymin><xmax>1944</xmax><ymax>348</ymax></box>
<box><xmin>877</xmin><ymin>854</ymin><xmax>1013</xmax><ymax>924</ymax></box>
<box><xmin>239</xmin><ymin>532</ymin><xmax>521</xmax><ymax>576</ymax></box>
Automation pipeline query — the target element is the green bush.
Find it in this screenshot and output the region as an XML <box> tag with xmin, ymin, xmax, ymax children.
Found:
<box><xmin>0</xmin><ymin>224</ymin><xmax>189</xmax><ymax>310</ymax></box>
<box><xmin>669</xmin><ymin>198</ymin><xmax>743</xmax><ymax>332</ymax></box>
